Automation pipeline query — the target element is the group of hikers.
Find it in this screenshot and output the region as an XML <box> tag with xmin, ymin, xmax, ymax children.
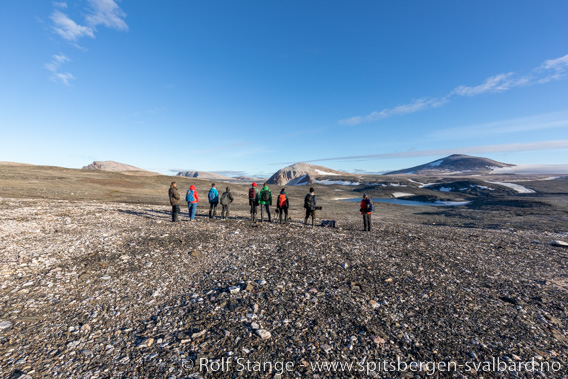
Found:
<box><xmin>168</xmin><ymin>181</ymin><xmax>374</xmax><ymax>231</ymax></box>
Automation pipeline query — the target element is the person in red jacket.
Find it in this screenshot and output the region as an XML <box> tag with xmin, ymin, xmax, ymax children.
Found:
<box><xmin>360</xmin><ymin>193</ymin><xmax>373</xmax><ymax>231</ymax></box>
<box><xmin>186</xmin><ymin>184</ymin><xmax>199</xmax><ymax>221</ymax></box>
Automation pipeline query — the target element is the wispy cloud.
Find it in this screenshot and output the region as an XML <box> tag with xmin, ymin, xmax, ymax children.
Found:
<box><xmin>340</xmin><ymin>97</ymin><xmax>448</xmax><ymax>126</ymax></box>
<box><xmin>50</xmin><ymin>10</ymin><xmax>95</xmax><ymax>41</ymax></box>
<box><xmin>53</xmin><ymin>2</ymin><xmax>68</xmax><ymax>9</ymax></box>
<box><xmin>293</xmin><ymin>140</ymin><xmax>568</xmax><ymax>164</ymax></box>
<box><xmin>86</xmin><ymin>0</ymin><xmax>128</xmax><ymax>31</ymax></box>
<box><xmin>340</xmin><ymin>53</ymin><xmax>568</xmax><ymax>125</ymax></box>
<box><xmin>452</xmin><ymin>73</ymin><xmax>515</xmax><ymax>96</ymax></box>
<box><xmin>46</xmin><ymin>0</ymin><xmax>128</xmax><ymax>84</ymax></box>
<box><xmin>49</xmin><ymin>0</ymin><xmax>128</xmax><ymax>42</ymax></box>
<box><xmin>45</xmin><ymin>53</ymin><xmax>75</xmax><ymax>86</ymax></box>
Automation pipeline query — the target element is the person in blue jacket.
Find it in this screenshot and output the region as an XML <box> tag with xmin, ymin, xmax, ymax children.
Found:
<box><xmin>208</xmin><ymin>183</ymin><xmax>219</xmax><ymax>219</ymax></box>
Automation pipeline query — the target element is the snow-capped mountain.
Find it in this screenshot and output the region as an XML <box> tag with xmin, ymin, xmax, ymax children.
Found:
<box><xmin>385</xmin><ymin>154</ymin><xmax>514</xmax><ymax>176</ymax></box>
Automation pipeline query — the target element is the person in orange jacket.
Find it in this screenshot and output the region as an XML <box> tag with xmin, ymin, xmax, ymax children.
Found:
<box><xmin>186</xmin><ymin>184</ymin><xmax>199</xmax><ymax>221</ymax></box>
<box><xmin>360</xmin><ymin>193</ymin><xmax>373</xmax><ymax>231</ymax></box>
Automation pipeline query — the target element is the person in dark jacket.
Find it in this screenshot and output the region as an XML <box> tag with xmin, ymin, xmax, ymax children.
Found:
<box><xmin>220</xmin><ymin>186</ymin><xmax>234</xmax><ymax>219</ymax></box>
<box><xmin>276</xmin><ymin>188</ymin><xmax>289</xmax><ymax>224</ymax></box>
<box><xmin>168</xmin><ymin>181</ymin><xmax>180</xmax><ymax>222</ymax></box>
<box><xmin>259</xmin><ymin>183</ymin><xmax>272</xmax><ymax>222</ymax></box>
<box><xmin>249</xmin><ymin>182</ymin><xmax>259</xmax><ymax>223</ymax></box>
<box><xmin>360</xmin><ymin>193</ymin><xmax>372</xmax><ymax>231</ymax></box>
<box><xmin>208</xmin><ymin>183</ymin><xmax>219</xmax><ymax>219</ymax></box>
<box><xmin>304</xmin><ymin>187</ymin><xmax>317</xmax><ymax>228</ymax></box>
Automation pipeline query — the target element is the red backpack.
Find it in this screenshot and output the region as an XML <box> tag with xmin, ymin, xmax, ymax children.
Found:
<box><xmin>278</xmin><ymin>194</ymin><xmax>287</xmax><ymax>208</ymax></box>
<box><xmin>249</xmin><ymin>187</ymin><xmax>257</xmax><ymax>199</ymax></box>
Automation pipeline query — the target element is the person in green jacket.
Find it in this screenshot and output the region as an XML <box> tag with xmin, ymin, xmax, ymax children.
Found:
<box><xmin>258</xmin><ymin>183</ymin><xmax>272</xmax><ymax>222</ymax></box>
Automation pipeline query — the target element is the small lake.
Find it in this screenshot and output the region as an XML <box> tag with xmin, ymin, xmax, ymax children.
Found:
<box><xmin>341</xmin><ymin>198</ymin><xmax>470</xmax><ymax>207</ymax></box>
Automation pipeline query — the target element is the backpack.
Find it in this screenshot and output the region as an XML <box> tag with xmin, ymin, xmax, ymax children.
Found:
<box><xmin>220</xmin><ymin>192</ymin><xmax>229</xmax><ymax>206</ymax></box>
<box><xmin>304</xmin><ymin>194</ymin><xmax>314</xmax><ymax>210</ymax></box>
<box><xmin>208</xmin><ymin>189</ymin><xmax>217</xmax><ymax>203</ymax></box>
<box><xmin>278</xmin><ymin>194</ymin><xmax>287</xmax><ymax>208</ymax></box>
<box><xmin>261</xmin><ymin>190</ymin><xmax>271</xmax><ymax>202</ymax></box>
<box><xmin>249</xmin><ymin>187</ymin><xmax>257</xmax><ymax>199</ymax></box>
<box><xmin>186</xmin><ymin>190</ymin><xmax>195</xmax><ymax>203</ymax></box>
<box><xmin>366</xmin><ymin>198</ymin><xmax>374</xmax><ymax>212</ymax></box>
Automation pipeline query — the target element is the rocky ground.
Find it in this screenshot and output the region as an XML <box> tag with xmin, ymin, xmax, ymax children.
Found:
<box><xmin>1</xmin><ymin>198</ymin><xmax>568</xmax><ymax>378</ymax></box>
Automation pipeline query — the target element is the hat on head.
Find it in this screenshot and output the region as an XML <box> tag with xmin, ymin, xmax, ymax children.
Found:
<box><xmin>363</xmin><ymin>193</ymin><xmax>368</xmax><ymax>197</ymax></box>
<box><xmin>252</xmin><ymin>182</ymin><xmax>257</xmax><ymax>187</ymax></box>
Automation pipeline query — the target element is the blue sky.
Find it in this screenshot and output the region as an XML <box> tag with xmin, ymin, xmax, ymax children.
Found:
<box><xmin>1</xmin><ymin>1</ymin><xmax>567</xmax><ymax>177</ymax></box>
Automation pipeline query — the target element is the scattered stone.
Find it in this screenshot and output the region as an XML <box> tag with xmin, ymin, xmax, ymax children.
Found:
<box><xmin>192</xmin><ymin>330</ymin><xmax>206</xmax><ymax>339</ymax></box>
<box><xmin>255</xmin><ymin>329</ymin><xmax>271</xmax><ymax>339</ymax></box>
<box><xmin>228</xmin><ymin>286</ymin><xmax>241</xmax><ymax>294</ymax></box>
<box><xmin>0</xmin><ymin>321</ymin><xmax>13</xmax><ymax>331</ymax></box>
<box><xmin>1</xmin><ymin>197</ymin><xmax>567</xmax><ymax>378</ymax></box>
<box><xmin>550</xmin><ymin>240</ymin><xmax>568</xmax><ymax>248</ymax></box>
<box><xmin>189</xmin><ymin>250</ymin><xmax>203</xmax><ymax>258</ymax></box>
<box><xmin>370</xmin><ymin>335</ymin><xmax>385</xmax><ymax>345</ymax></box>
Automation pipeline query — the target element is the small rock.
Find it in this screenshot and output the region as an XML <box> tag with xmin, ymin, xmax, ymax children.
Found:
<box><xmin>385</xmin><ymin>278</ymin><xmax>393</xmax><ymax>283</ymax></box>
<box><xmin>229</xmin><ymin>286</ymin><xmax>241</xmax><ymax>294</ymax></box>
<box><xmin>340</xmin><ymin>262</ymin><xmax>348</xmax><ymax>269</ymax></box>
<box><xmin>244</xmin><ymin>282</ymin><xmax>254</xmax><ymax>292</ymax></box>
<box><xmin>371</xmin><ymin>335</ymin><xmax>385</xmax><ymax>345</ymax></box>
<box><xmin>189</xmin><ymin>250</ymin><xmax>203</xmax><ymax>258</ymax></box>
<box><xmin>550</xmin><ymin>240</ymin><xmax>568</xmax><ymax>248</ymax></box>
<box><xmin>250</xmin><ymin>322</ymin><xmax>260</xmax><ymax>330</ymax></box>
<box><xmin>81</xmin><ymin>349</ymin><xmax>94</xmax><ymax>358</ymax></box>
<box><xmin>321</xmin><ymin>343</ymin><xmax>333</xmax><ymax>353</ymax></box>
<box><xmin>192</xmin><ymin>330</ymin><xmax>206</xmax><ymax>339</ymax></box>
<box><xmin>255</xmin><ymin>329</ymin><xmax>271</xmax><ymax>339</ymax></box>
<box><xmin>67</xmin><ymin>340</ymin><xmax>80</xmax><ymax>350</ymax></box>
<box><xmin>369</xmin><ymin>300</ymin><xmax>380</xmax><ymax>309</ymax></box>
<box><xmin>137</xmin><ymin>338</ymin><xmax>154</xmax><ymax>348</ymax></box>
<box><xmin>0</xmin><ymin>321</ymin><xmax>13</xmax><ymax>331</ymax></box>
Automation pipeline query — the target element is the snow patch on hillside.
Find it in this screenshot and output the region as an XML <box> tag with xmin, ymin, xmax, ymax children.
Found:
<box><xmin>314</xmin><ymin>179</ymin><xmax>360</xmax><ymax>186</ymax></box>
<box><xmin>392</xmin><ymin>192</ymin><xmax>414</xmax><ymax>198</ymax></box>
<box><xmin>315</xmin><ymin>169</ymin><xmax>340</xmax><ymax>176</ymax></box>
<box><xmin>487</xmin><ymin>182</ymin><xmax>536</xmax><ymax>194</ymax></box>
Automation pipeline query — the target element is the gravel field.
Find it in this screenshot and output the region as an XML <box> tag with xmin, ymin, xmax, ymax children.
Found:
<box><xmin>1</xmin><ymin>198</ymin><xmax>567</xmax><ymax>378</ymax></box>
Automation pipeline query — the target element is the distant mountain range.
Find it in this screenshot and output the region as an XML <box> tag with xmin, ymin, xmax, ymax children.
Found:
<box><xmin>385</xmin><ymin>154</ymin><xmax>515</xmax><ymax>176</ymax></box>
<box><xmin>74</xmin><ymin>156</ymin><xmax>568</xmax><ymax>186</ymax></box>
<box><xmin>177</xmin><ymin>171</ymin><xmax>261</xmax><ymax>184</ymax></box>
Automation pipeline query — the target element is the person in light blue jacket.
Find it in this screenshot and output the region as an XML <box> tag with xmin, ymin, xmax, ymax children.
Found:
<box><xmin>208</xmin><ymin>183</ymin><xmax>219</xmax><ymax>219</ymax></box>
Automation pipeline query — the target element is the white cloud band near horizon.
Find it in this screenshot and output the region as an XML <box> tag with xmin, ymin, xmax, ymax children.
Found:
<box><xmin>339</xmin><ymin>53</ymin><xmax>568</xmax><ymax>126</ymax></box>
<box><xmin>297</xmin><ymin>139</ymin><xmax>568</xmax><ymax>164</ymax></box>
